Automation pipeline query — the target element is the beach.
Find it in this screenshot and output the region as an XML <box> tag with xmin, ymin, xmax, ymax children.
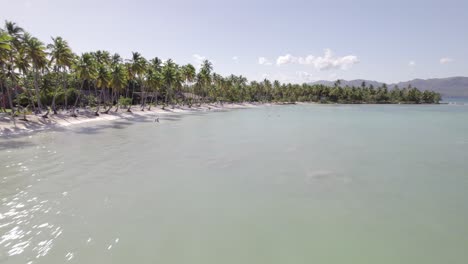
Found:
<box><xmin>0</xmin><ymin>103</ymin><xmax>266</xmax><ymax>136</ymax></box>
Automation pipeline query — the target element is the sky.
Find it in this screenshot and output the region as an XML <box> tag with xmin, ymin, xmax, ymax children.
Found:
<box><xmin>1</xmin><ymin>0</ymin><xmax>467</xmax><ymax>83</ymax></box>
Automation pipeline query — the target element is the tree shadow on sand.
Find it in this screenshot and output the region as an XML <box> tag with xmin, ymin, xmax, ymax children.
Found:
<box><xmin>0</xmin><ymin>140</ymin><xmax>36</xmax><ymax>150</ymax></box>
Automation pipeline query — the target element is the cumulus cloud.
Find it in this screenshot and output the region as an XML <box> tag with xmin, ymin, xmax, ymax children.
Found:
<box><xmin>408</xmin><ymin>60</ymin><xmax>416</xmax><ymax>67</ymax></box>
<box><xmin>440</xmin><ymin>57</ymin><xmax>453</xmax><ymax>64</ymax></box>
<box><xmin>276</xmin><ymin>54</ymin><xmax>298</xmax><ymax>65</ymax></box>
<box><xmin>276</xmin><ymin>49</ymin><xmax>359</xmax><ymax>70</ymax></box>
<box><xmin>258</xmin><ymin>57</ymin><xmax>272</xmax><ymax>66</ymax></box>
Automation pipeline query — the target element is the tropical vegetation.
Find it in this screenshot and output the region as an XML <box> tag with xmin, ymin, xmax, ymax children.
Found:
<box><xmin>0</xmin><ymin>21</ymin><xmax>441</xmax><ymax>120</ymax></box>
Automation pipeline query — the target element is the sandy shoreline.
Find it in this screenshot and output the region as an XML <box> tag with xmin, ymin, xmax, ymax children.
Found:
<box><xmin>0</xmin><ymin>103</ymin><xmax>272</xmax><ymax>136</ymax></box>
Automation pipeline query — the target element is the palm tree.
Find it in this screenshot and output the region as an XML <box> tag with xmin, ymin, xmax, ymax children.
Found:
<box><xmin>149</xmin><ymin>57</ymin><xmax>162</xmax><ymax>72</ymax></box>
<box><xmin>180</xmin><ymin>64</ymin><xmax>196</xmax><ymax>105</ymax></box>
<box><xmin>127</xmin><ymin>52</ymin><xmax>146</xmax><ymax>110</ymax></box>
<box><xmin>93</xmin><ymin>50</ymin><xmax>111</xmax><ymax>66</ymax></box>
<box><xmin>47</xmin><ymin>36</ymin><xmax>74</xmax><ymax>115</ymax></box>
<box><xmin>2</xmin><ymin>21</ymin><xmax>25</xmax><ymax>118</ymax></box>
<box><xmin>196</xmin><ymin>60</ymin><xmax>213</xmax><ymax>104</ymax></box>
<box><xmin>109</xmin><ymin>64</ymin><xmax>127</xmax><ymax>112</ymax></box>
<box><xmin>73</xmin><ymin>53</ymin><xmax>97</xmax><ymax>116</ymax></box>
<box><xmin>95</xmin><ymin>64</ymin><xmax>110</xmax><ymax>115</ymax></box>
<box><xmin>144</xmin><ymin>57</ymin><xmax>163</xmax><ymax>110</ymax></box>
<box><xmin>111</xmin><ymin>53</ymin><xmax>122</xmax><ymax>67</ymax></box>
<box><xmin>0</xmin><ymin>20</ymin><xmax>445</xmax><ymax>125</ymax></box>
<box><xmin>161</xmin><ymin>59</ymin><xmax>179</xmax><ymax>108</ymax></box>
<box><xmin>24</xmin><ymin>34</ymin><xmax>48</xmax><ymax>113</ymax></box>
<box><xmin>0</xmin><ymin>31</ymin><xmax>14</xmax><ymax>116</ymax></box>
<box><xmin>145</xmin><ymin>67</ymin><xmax>162</xmax><ymax>110</ymax></box>
<box><xmin>0</xmin><ymin>31</ymin><xmax>11</xmax><ymax>50</ymax></box>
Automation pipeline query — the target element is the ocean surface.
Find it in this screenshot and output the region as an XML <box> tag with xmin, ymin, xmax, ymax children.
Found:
<box><xmin>1</xmin><ymin>103</ymin><xmax>468</xmax><ymax>264</ymax></box>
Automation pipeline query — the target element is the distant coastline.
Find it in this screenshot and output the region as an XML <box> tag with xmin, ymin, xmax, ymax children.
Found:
<box><xmin>311</xmin><ymin>77</ymin><xmax>468</xmax><ymax>97</ymax></box>
<box><xmin>1</xmin><ymin>20</ymin><xmax>441</xmax><ymax>132</ymax></box>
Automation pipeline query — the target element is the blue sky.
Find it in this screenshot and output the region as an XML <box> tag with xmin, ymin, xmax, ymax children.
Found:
<box><xmin>1</xmin><ymin>0</ymin><xmax>467</xmax><ymax>83</ymax></box>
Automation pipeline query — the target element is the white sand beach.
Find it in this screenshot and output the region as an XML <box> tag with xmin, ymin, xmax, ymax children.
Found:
<box><xmin>0</xmin><ymin>103</ymin><xmax>270</xmax><ymax>136</ymax></box>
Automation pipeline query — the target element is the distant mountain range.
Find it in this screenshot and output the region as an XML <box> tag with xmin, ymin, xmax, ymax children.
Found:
<box><xmin>311</xmin><ymin>77</ymin><xmax>468</xmax><ymax>97</ymax></box>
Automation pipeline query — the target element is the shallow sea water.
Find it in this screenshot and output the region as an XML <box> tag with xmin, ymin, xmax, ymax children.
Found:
<box><xmin>1</xmin><ymin>103</ymin><xmax>468</xmax><ymax>263</ymax></box>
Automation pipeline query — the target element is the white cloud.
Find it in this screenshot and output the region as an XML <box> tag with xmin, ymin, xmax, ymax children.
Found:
<box><xmin>408</xmin><ymin>60</ymin><xmax>416</xmax><ymax>67</ymax></box>
<box><xmin>232</xmin><ymin>56</ymin><xmax>239</xmax><ymax>62</ymax></box>
<box><xmin>276</xmin><ymin>54</ymin><xmax>298</xmax><ymax>65</ymax></box>
<box><xmin>276</xmin><ymin>49</ymin><xmax>359</xmax><ymax>70</ymax></box>
<box><xmin>440</xmin><ymin>57</ymin><xmax>453</xmax><ymax>64</ymax></box>
<box><xmin>258</xmin><ymin>57</ymin><xmax>272</xmax><ymax>66</ymax></box>
<box><xmin>192</xmin><ymin>54</ymin><xmax>206</xmax><ymax>69</ymax></box>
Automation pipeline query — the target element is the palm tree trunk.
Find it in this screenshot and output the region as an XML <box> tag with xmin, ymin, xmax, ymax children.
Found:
<box><xmin>127</xmin><ymin>81</ymin><xmax>135</xmax><ymax>112</ymax></box>
<box><xmin>1</xmin><ymin>69</ymin><xmax>17</xmax><ymax>123</ymax></box>
<box><xmin>21</xmin><ymin>76</ymin><xmax>37</xmax><ymax>113</ymax></box>
<box><xmin>95</xmin><ymin>88</ymin><xmax>101</xmax><ymax>116</ymax></box>
<box><xmin>33</xmin><ymin>67</ymin><xmax>42</xmax><ymax>113</ymax></box>
<box><xmin>163</xmin><ymin>85</ymin><xmax>170</xmax><ymax>109</ymax></box>
<box><xmin>72</xmin><ymin>80</ymin><xmax>85</xmax><ymax>117</ymax></box>
<box><xmin>51</xmin><ymin>67</ymin><xmax>63</xmax><ymax>113</ymax></box>
<box><xmin>115</xmin><ymin>91</ymin><xmax>120</xmax><ymax>112</ymax></box>
<box><xmin>103</xmin><ymin>89</ymin><xmax>114</xmax><ymax>114</ymax></box>
<box><xmin>155</xmin><ymin>91</ymin><xmax>158</xmax><ymax>108</ymax></box>
<box><xmin>147</xmin><ymin>93</ymin><xmax>155</xmax><ymax>110</ymax></box>
<box><xmin>19</xmin><ymin>105</ymin><xmax>29</xmax><ymax>122</ymax></box>
<box><xmin>63</xmin><ymin>72</ymin><xmax>68</xmax><ymax>109</ymax></box>
<box><xmin>42</xmin><ymin>109</ymin><xmax>50</xmax><ymax>118</ymax></box>
<box><xmin>140</xmin><ymin>85</ymin><xmax>146</xmax><ymax>110</ymax></box>
<box><xmin>131</xmin><ymin>81</ymin><xmax>135</xmax><ymax>103</ymax></box>
<box><xmin>51</xmin><ymin>89</ymin><xmax>58</xmax><ymax>114</ymax></box>
<box><xmin>50</xmin><ymin>79</ymin><xmax>61</xmax><ymax>114</ymax></box>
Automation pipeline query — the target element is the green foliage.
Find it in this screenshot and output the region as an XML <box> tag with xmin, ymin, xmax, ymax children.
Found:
<box><xmin>0</xmin><ymin>20</ymin><xmax>441</xmax><ymax>115</ymax></box>
<box><xmin>82</xmin><ymin>95</ymin><xmax>97</xmax><ymax>107</ymax></box>
<box><xmin>14</xmin><ymin>93</ymin><xmax>30</xmax><ymax>106</ymax></box>
<box><xmin>118</xmin><ymin>97</ymin><xmax>132</xmax><ymax>107</ymax></box>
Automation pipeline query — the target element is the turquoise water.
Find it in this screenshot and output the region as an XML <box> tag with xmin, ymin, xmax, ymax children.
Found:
<box><xmin>1</xmin><ymin>103</ymin><xmax>468</xmax><ymax>263</ymax></box>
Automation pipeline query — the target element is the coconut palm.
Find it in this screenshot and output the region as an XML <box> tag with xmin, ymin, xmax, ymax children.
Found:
<box><xmin>2</xmin><ymin>21</ymin><xmax>26</xmax><ymax>117</ymax></box>
<box><xmin>195</xmin><ymin>60</ymin><xmax>213</xmax><ymax>103</ymax></box>
<box><xmin>0</xmin><ymin>29</ymin><xmax>12</xmax><ymax>51</ymax></box>
<box><xmin>149</xmin><ymin>57</ymin><xmax>162</xmax><ymax>72</ymax></box>
<box><xmin>111</xmin><ymin>53</ymin><xmax>122</xmax><ymax>67</ymax></box>
<box><xmin>0</xmin><ymin>20</ymin><xmax>444</xmax><ymax>124</ymax></box>
<box><xmin>129</xmin><ymin>52</ymin><xmax>147</xmax><ymax>108</ymax></box>
<box><xmin>161</xmin><ymin>59</ymin><xmax>180</xmax><ymax>108</ymax></box>
<box><xmin>145</xmin><ymin>67</ymin><xmax>162</xmax><ymax>110</ymax></box>
<box><xmin>73</xmin><ymin>53</ymin><xmax>97</xmax><ymax>116</ymax></box>
<box><xmin>47</xmin><ymin>36</ymin><xmax>74</xmax><ymax>114</ymax></box>
<box><xmin>0</xmin><ymin>31</ymin><xmax>14</xmax><ymax>116</ymax></box>
<box><xmin>4</xmin><ymin>21</ymin><xmax>23</xmax><ymax>55</ymax></box>
<box><xmin>23</xmin><ymin>34</ymin><xmax>48</xmax><ymax>113</ymax></box>
<box><xmin>180</xmin><ymin>64</ymin><xmax>196</xmax><ymax>104</ymax></box>
<box><xmin>95</xmin><ymin>64</ymin><xmax>110</xmax><ymax>115</ymax></box>
<box><xmin>109</xmin><ymin>64</ymin><xmax>127</xmax><ymax>112</ymax></box>
<box><xmin>93</xmin><ymin>50</ymin><xmax>111</xmax><ymax>66</ymax></box>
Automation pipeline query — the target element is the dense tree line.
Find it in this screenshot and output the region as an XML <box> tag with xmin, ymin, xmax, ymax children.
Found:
<box><xmin>0</xmin><ymin>21</ymin><xmax>441</xmax><ymax>120</ymax></box>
